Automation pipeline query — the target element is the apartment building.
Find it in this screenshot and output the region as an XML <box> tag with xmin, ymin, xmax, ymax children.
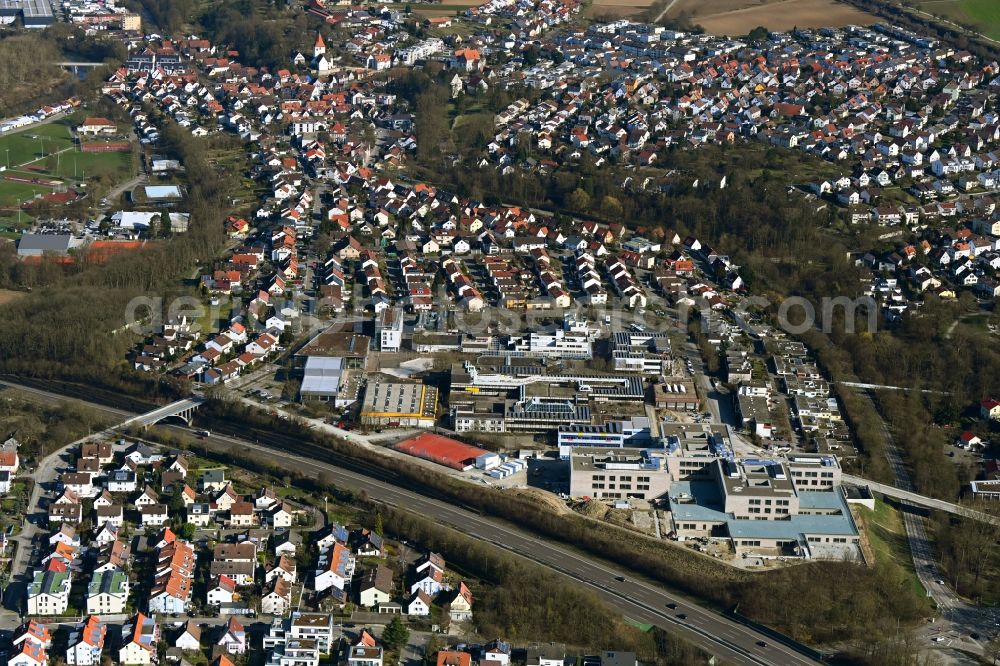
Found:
<box><xmin>87</xmin><ymin>569</ymin><xmax>130</xmax><ymax>614</ymax></box>
<box><xmin>149</xmin><ymin>539</ymin><xmax>195</xmax><ymax>614</ymax></box>
<box><xmin>27</xmin><ymin>565</ymin><xmax>72</xmax><ymax>615</ymax></box>
<box><xmin>377</xmin><ymin>307</ymin><xmax>404</xmax><ymax>352</ymax></box>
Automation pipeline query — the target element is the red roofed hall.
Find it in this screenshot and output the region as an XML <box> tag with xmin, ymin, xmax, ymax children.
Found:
<box><xmin>392</xmin><ymin>432</ymin><xmax>490</xmax><ymax>471</ymax></box>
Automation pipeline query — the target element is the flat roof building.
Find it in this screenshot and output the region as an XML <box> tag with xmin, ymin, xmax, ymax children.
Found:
<box><xmin>300</xmin><ymin>356</ymin><xmax>364</xmax><ymax>407</ymax></box>
<box><xmin>569</xmin><ymin>446</ymin><xmax>672</xmax><ymax>501</ymax></box>
<box><xmin>378</xmin><ymin>307</ymin><xmax>404</xmax><ymax>353</ymax></box>
<box><xmin>360</xmin><ymin>377</ymin><xmax>438</xmax><ymax>427</ymax></box>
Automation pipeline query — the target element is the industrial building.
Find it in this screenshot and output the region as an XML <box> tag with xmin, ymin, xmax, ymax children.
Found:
<box><xmin>450</xmin><ymin>361</ymin><xmax>646</xmax><ymax>434</ymax></box>
<box><xmin>0</xmin><ymin>0</ymin><xmax>54</xmax><ymax>28</ymax></box>
<box><xmin>299</xmin><ymin>356</ymin><xmax>362</xmax><ymax>407</ymax></box>
<box><xmin>359</xmin><ymin>377</ymin><xmax>438</xmax><ymax>427</ymax></box>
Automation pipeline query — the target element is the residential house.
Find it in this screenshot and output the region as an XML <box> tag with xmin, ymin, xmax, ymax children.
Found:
<box><xmin>406</xmin><ymin>590</ymin><xmax>431</xmax><ymax>616</ymax></box>
<box><xmin>66</xmin><ymin>616</ymin><xmax>106</xmax><ymax>666</ymax></box>
<box><xmin>409</xmin><ymin>553</ymin><xmax>445</xmax><ymax>596</ymax></box>
<box><xmin>8</xmin><ymin>642</ymin><xmax>47</xmax><ymax>666</ymax></box>
<box><xmin>174</xmin><ymin>620</ymin><xmax>201</xmax><ymax>652</ymax></box>
<box><xmin>358</xmin><ymin>565</ymin><xmax>393</xmax><ymax>608</ymax></box>
<box><xmin>444</xmin><ymin>582</ymin><xmax>473</xmax><ymax>622</ymax></box>
<box><xmin>207</xmin><ymin>574</ymin><xmax>237</xmax><ymax>606</ymax></box>
<box><xmin>314</xmin><ymin>542</ymin><xmax>353</xmax><ymax>592</ymax></box>
<box><xmin>119</xmin><ymin>613</ymin><xmax>159</xmax><ymax>666</ymax></box>
<box><xmin>266</xmin><ymin>555</ymin><xmax>297</xmax><ymax>584</ymax></box>
<box><xmin>140</xmin><ymin>503</ymin><xmax>169</xmax><ymax>527</ymax></box>
<box><xmin>199</xmin><ymin>469</ymin><xmax>227</xmax><ymax>493</ymax></box>
<box><xmin>262</xmin><ymin>577</ymin><xmax>292</xmax><ymax>616</ymax></box>
<box><xmin>217</xmin><ymin>616</ymin><xmax>247</xmax><ymax>655</ymax></box>
<box><xmin>211</xmin><ymin>542</ymin><xmax>257</xmax><ymax>586</ymax></box>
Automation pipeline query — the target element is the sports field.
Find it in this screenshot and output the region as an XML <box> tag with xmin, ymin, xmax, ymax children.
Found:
<box><xmin>0</xmin><ymin>114</ymin><xmax>133</xmax><ymax>214</ymax></box>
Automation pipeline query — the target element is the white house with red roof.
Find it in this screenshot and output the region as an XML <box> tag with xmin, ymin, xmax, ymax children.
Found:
<box><xmin>982</xmin><ymin>398</ymin><xmax>1000</xmax><ymax>420</ymax></box>
<box><xmin>67</xmin><ymin>616</ymin><xmax>106</xmax><ymax>666</ymax></box>
<box><xmin>119</xmin><ymin>613</ymin><xmax>159</xmax><ymax>665</ymax></box>
<box><xmin>77</xmin><ymin>117</ymin><xmax>117</xmax><ymax>136</ymax></box>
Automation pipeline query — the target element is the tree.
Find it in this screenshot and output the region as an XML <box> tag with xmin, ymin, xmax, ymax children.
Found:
<box><xmin>382</xmin><ymin>616</ymin><xmax>410</xmax><ymax>650</ymax></box>
<box><xmin>374</xmin><ymin>511</ymin><xmax>384</xmax><ymax>537</ymax></box>
<box><xmin>986</xmin><ymin>636</ymin><xmax>1000</xmax><ymax>665</ymax></box>
<box><xmin>599</xmin><ymin>195</ymin><xmax>623</xmax><ymax>218</ymax></box>
<box><xmin>168</xmin><ymin>489</ymin><xmax>185</xmax><ymax>513</ymax></box>
<box><xmin>747</xmin><ymin>26</ymin><xmax>769</xmax><ymax>41</ymax></box>
<box><xmin>180</xmin><ymin>522</ymin><xmax>196</xmax><ymax>540</ymax></box>
<box><xmin>566</xmin><ymin>188</ymin><xmax>590</xmax><ymax>212</ymax></box>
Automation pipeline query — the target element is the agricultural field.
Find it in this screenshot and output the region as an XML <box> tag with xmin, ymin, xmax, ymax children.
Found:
<box><xmin>386</xmin><ymin>1</ymin><xmax>479</xmax><ymax>18</ymax></box>
<box><xmin>663</xmin><ymin>0</ymin><xmax>880</xmax><ymax>34</ymax></box>
<box><xmin>586</xmin><ymin>0</ymin><xmax>657</xmax><ymax>19</ymax></box>
<box><xmin>916</xmin><ymin>0</ymin><xmax>1000</xmax><ymax>41</ymax></box>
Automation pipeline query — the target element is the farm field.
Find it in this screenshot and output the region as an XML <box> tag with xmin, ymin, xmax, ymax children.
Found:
<box><xmin>666</xmin><ymin>0</ymin><xmax>879</xmax><ymax>34</ymax></box>
<box><xmin>386</xmin><ymin>2</ymin><xmax>479</xmax><ymax>17</ymax></box>
<box><xmin>916</xmin><ymin>0</ymin><xmax>1000</xmax><ymax>41</ymax></box>
<box><xmin>586</xmin><ymin>0</ymin><xmax>654</xmax><ymax>19</ymax></box>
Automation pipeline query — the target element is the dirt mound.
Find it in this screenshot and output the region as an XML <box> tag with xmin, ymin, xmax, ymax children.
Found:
<box><xmin>513</xmin><ymin>487</ymin><xmax>572</xmax><ymax>515</ymax></box>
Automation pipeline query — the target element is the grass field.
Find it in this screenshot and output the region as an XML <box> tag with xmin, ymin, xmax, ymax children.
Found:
<box><xmin>0</xmin><ymin>180</ymin><xmax>47</xmax><ymax>208</ymax></box>
<box><xmin>857</xmin><ymin>499</ymin><xmax>927</xmax><ymax>601</ymax></box>
<box><xmin>918</xmin><ymin>0</ymin><xmax>1000</xmax><ymax>40</ymax></box>
<box><xmin>667</xmin><ymin>0</ymin><xmax>879</xmax><ymax>33</ymax></box>
<box><xmin>0</xmin><ymin>121</ymin><xmax>76</xmax><ymax>168</ymax></box>
<box><xmin>386</xmin><ymin>1</ymin><xmax>478</xmax><ymax>17</ymax></box>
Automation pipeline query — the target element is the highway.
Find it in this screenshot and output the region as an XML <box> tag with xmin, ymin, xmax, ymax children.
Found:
<box><xmin>180</xmin><ymin>427</ymin><xmax>816</xmax><ymax>666</ymax></box>
<box><xmin>0</xmin><ymin>379</ymin><xmax>821</xmax><ymax>665</ymax></box>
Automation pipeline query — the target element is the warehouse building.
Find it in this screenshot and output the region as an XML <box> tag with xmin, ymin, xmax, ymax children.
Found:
<box><xmin>359</xmin><ymin>376</ymin><xmax>438</xmax><ymax>427</ymax></box>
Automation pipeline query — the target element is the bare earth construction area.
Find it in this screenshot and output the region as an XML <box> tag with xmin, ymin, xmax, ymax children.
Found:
<box><xmin>666</xmin><ymin>0</ymin><xmax>879</xmax><ymax>33</ymax></box>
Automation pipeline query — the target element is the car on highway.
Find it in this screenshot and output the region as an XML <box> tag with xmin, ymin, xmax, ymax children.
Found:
<box><xmin>195</xmin><ymin>430</ymin><xmax>211</xmax><ymax>438</ymax></box>
<box><xmin>666</xmin><ymin>603</ymin><xmax>677</xmax><ymax>610</ymax></box>
<box><xmin>614</xmin><ymin>576</ymin><xmax>627</xmax><ymax>582</ymax></box>
<box><xmin>756</xmin><ymin>641</ymin><xmax>767</xmax><ymax>648</ymax></box>
<box><xmin>676</xmin><ymin>613</ymin><xmax>687</xmax><ymax>620</ymax></box>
